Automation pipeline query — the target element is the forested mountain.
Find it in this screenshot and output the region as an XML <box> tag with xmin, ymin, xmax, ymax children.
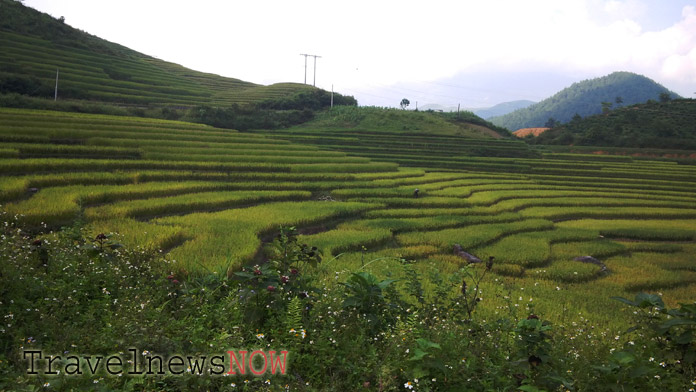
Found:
<box><xmin>528</xmin><ymin>98</ymin><xmax>696</xmax><ymax>150</ymax></box>
<box><xmin>489</xmin><ymin>72</ymin><xmax>680</xmax><ymax>131</ymax></box>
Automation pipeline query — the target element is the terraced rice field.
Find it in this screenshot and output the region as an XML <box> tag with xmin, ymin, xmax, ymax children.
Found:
<box><xmin>1</xmin><ymin>107</ymin><xmax>695</xmax><ymax>328</ymax></box>
<box><xmin>0</xmin><ymin>30</ymin><xmax>313</xmax><ymax>106</ymax></box>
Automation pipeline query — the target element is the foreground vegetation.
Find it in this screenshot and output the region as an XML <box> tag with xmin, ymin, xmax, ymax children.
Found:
<box><xmin>1</xmin><ymin>222</ymin><xmax>694</xmax><ymax>391</ymax></box>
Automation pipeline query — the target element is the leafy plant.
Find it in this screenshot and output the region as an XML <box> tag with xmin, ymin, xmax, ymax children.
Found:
<box><xmin>233</xmin><ymin>226</ymin><xmax>322</xmax><ymax>326</ymax></box>
<box><xmin>341</xmin><ymin>271</ymin><xmax>396</xmax><ymax>334</ymax></box>
<box><xmin>459</xmin><ymin>257</ymin><xmax>494</xmax><ymax>320</ymax></box>
<box><xmin>407</xmin><ymin>338</ymin><xmax>444</xmax><ymax>380</ymax></box>
<box><xmin>613</xmin><ymin>293</ymin><xmax>696</xmax><ymax>374</ymax></box>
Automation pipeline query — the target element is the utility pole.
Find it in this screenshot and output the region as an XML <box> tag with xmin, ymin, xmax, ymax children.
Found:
<box><xmin>54</xmin><ymin>68</ymin><xmax>59</xmax><ymax>101</ymax></box>
<box><xmin>312</xmin><ymin>55</ymin><xmax>321</xmax><ymax>86</ymax></box>
<box><xmin>299</xmin><ymin>53</ymin><xmax>321</xmax><ymax>86</ymax></box>
<box><xmin>331</xmin><ymin>84</ymin><xmax>334</xmax><ymax>108</ymax></box>
<box><xmin>300</xmin><ymin>54</ymin><xmax>309</xmax><ymax>84</ymax></box>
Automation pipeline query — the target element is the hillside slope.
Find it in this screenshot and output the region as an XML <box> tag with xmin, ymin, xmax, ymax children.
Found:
<box><xmin>489</xmin><ymin>72</ymin><xmax>680</xmax><ymax>130</ymax></box>
<box><xmin>255</xmin><ymin>106</ymin><xmax>545</xmax><ymax>164</ymax></box>
<box><xmin>529</xmin><ymin>99</ymin><xmax>696</xmax><ymax>150</ymax></box>
<box><xmin>290</xmin><ymin>106</ymin><xmax>511</xmax><ymax>137</ymax></box>
<box><xmin>0</xmin><ymin>0</ymin><xmax>315</xmax><ymax>107</ymax></box>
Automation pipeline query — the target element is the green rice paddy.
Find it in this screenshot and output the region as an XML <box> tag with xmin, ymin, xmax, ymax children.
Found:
<box><xmin>1</xmin><ymin>107</ymin><xmax>695</xmax><ymax>329</ymax></box>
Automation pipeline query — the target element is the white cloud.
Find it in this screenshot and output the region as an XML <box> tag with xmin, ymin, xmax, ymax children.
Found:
<box><xmin>604</xmin><ymin>0</ymin><xmax>648</xmax><ymax>20</ymax></box>
<box><xmin>21</xmin><ymin>0</ymin><xmax>696</xmax><ymax>103</ymax></box>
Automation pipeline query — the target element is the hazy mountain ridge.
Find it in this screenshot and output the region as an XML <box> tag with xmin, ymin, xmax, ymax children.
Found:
<box><xmin>417</xmin><ymin>100</ymin><xmax>535</xmax><ymax>119</ymax></box>
<box><xmin>489</xmin><ymin>72</ymin><xmax>680</xmax><ymax>131</ymax></box>
<box><xmin>474</xmin><ymin>100</ymin><xmax>536</xmax><ymax>119</ymax></box>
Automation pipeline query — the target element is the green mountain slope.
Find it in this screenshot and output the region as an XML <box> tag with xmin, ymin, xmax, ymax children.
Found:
<box><xmin>489</xmin><ymin>72</ymin><xmax>680</xmax><ymax>130</ymax></box>
<box><xmin>0</xmin><ymin>0</ymin><xmax>315</xmax><ymax>107</ymax></box>
<box><xmin>528</xmin><ymin>98</ymin><xmax>696</xmax><ymax>150</ymax></box>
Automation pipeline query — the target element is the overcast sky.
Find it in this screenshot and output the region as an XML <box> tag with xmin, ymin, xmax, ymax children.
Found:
<box><xmin>23</xmin><ymin>0</ymin><xmax>696</xmax><ymax>108</ymax></box>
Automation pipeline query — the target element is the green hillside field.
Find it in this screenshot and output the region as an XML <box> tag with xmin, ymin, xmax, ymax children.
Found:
<box><xmin>0</xmin><ymin>0</ymin><xmax>316</xmax><ymax>107</ymax></box>
<box><xmin>1</xmin><ymin>107</ymin><xmax>695</xmax><ymax>389</ymax></box>
<box><xmin>3</xmin><ymin>107</ymin><xmax>694</xmax><ymax>307</ymax></box>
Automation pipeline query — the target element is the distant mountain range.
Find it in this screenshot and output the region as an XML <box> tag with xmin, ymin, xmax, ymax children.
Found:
<box><xmin>488</xmin><ymin>72</ymin><xmax>680</xmax><ymax>131</ymax></box>
<box><xmin>417</xmin><ymin>100</ymin><xmax>536</xmax><ymax>119</ymax></box>
<box><xmin>473</xmin><ymin>100</ymin><xmax>536</xmax><ymax>119</ymax></box>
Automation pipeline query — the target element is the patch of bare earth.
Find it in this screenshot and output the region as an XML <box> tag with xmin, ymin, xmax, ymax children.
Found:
<box><xmin>513</xmin><ymin>127</ymin><xmax>550</xmax><ymax>137</ymax></box>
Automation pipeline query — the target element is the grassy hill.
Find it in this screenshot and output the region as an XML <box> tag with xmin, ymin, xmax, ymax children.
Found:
<box><xmin>528</xmin><ymin>99</ymin><xmax>696</xmax><ymax>151</ymax></box>
<box><xmin>0</xmin><ymin>0</ymin><xmax>323</xmax><ymax>108</ymax></box>
<box><xmin>256</xmin><ymin>106</ymin><xmax>543</xmax><ymax>163</ymax></box>
<box><xmin>490</xmin><ymin>72</ymin><xmax>680</xmax><ymax>130</ymax></box>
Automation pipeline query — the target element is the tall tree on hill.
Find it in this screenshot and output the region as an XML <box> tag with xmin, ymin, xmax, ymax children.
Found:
<box><xmin>400</xmin><ymin>98</ymin><xmax>410</xmax><ymax>110</ymax></box>
<box><xmin>601</xmin><ymin>101</ymin><xmax>613</xmax><ymax>115</ymax></box>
